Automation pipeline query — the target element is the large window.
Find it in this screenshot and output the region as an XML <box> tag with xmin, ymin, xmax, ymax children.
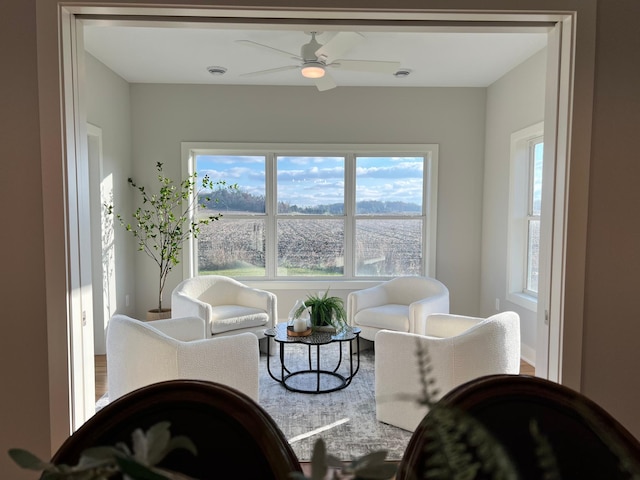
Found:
<box><xmin>183</xmin><ymin>143</ymin><xmax>438</xmax><ymax>280</ymax></box>
<box><xmin>508</xmin><ymin>124</ymin><xmax>543</xmax><ymax>310</ymax></box>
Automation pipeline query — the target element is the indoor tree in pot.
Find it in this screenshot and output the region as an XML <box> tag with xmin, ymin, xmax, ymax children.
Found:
<box><xmin>106</xmin><ymin>162</ymin><xmax>232</xmax><ymax>320</ymax></box>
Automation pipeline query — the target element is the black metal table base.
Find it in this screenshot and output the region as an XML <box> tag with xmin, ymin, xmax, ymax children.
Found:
<box><xmin>265</xmin><ymin>327</ymin><xmax>361</xmax><ymax>394</ymax></box>
<box><xmin>282</xmin><ymin>370</ymin><xmax>349</xmax><ymax>394</ymax></box>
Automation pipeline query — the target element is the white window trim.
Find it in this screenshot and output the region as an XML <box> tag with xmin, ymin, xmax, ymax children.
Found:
<box><xmin>181</xmin><ymin>142</ymin><xmax>439</xmax><ymax>281</ymax></box>
<box><xmin>507</xmin><ymin>123</ymin><xmax>543</xmax><ymax>312</ymax></box>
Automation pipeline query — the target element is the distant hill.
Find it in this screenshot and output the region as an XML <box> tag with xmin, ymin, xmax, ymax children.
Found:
<box><xmin>199</xmin><ymin>188</ymin><xmax>420</xmax><ymax>214</ymax></box>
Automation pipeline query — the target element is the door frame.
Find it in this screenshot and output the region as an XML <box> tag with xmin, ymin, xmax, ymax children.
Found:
<box><xmin>37</xmin><ymin>0</ymin><xmax>595</xmax><ymax>451</ymax></box>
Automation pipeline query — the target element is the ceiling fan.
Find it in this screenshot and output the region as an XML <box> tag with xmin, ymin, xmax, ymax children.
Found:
<box><xmin>236</xmin><ymin>32</ymin><xmax>401</xmax><ymax>91</ymax></box>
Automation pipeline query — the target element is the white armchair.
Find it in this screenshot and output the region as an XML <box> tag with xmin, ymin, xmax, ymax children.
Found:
<box><xmin>347</xmin><ymin>276</ymin><xmax>450</xmax><ymax>341</ymax></box>
<box><xmin>375</xmin><ymin>311</ymin><xmax>521</xmax><ymax>431</ymax></box>
<box><xmin>106</xmin><ymin>314</ymin><xmax>259</xmax><ymax>402</ymax></box>
<box><xmin>171</xmin><ymin>275</ymin><xmax>277</xmax><ymax>340</ymax></box>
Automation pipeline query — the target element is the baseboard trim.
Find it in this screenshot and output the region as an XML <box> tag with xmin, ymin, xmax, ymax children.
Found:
<box><xmin>520</xmin><ymin>343</ymin><xmax>536</xmax><ymax>367</ymax></box>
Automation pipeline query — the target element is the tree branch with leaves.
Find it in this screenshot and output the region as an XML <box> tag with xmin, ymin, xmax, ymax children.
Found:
<box><xmin>106</xmin><ymin>162</ymin><xmax>235</xmax><ymax>312</ymax></box>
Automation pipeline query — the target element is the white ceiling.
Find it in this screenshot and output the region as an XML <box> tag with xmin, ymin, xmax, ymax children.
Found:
<box><xmin>83</xmin><ymin>24</ymin><xmax>548</xmax><ymax>89</ymax></box>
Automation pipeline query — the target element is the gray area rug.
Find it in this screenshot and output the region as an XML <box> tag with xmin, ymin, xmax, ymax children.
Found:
<box><xmin>259</xmin><ymin>344</ymin><xmax>412</xmax><ymax>462</ymax></box>
<box><xmin>96</xmin><ymin>344</ymin><xmax>412</xmax><ymax>462</ymax></box>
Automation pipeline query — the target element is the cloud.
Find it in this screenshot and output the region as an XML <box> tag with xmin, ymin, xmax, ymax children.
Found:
<box><xmin>200</xmin><ymin>166</ymin><xmax>265</xmax><ymax>184</ymax></box>
<box><xmin>197</xmin><ymin>155</ymin><xmax>424</xmax><ymax>208</ymax></box>
<box><xmin>355</xmin><ymin>162</ymin><xmax>423</xmax><ymax>180</ymax></box>
<box><xmin>277</xmin><ymin>165</ymin><xmax>345</xmax><ymax>182</ymax></box>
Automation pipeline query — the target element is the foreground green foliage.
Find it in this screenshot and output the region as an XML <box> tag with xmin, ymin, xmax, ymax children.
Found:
<box><xmin>289</xmin><ymin>438</ymin><xmax>397</xmax><ymax>480</ymax></box>
<box><xmin>9</xmin><ymin>422</ymin><xmax>197</xmax><ymax>479</ymax></box>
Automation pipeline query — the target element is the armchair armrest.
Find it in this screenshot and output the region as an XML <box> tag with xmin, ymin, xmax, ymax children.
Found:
<box><xmin>347</xmin><ymin>284</ymin><xmax>389</xmax><ymax>325</ymax></box>
<box><xmin>177</xmin><ymin>333</ymin><xmax>259</xmax><ymax>401</ymax></box>
<box><xmin>409</xmin><ymin>294</ymin><xmax>451</xmax><ymax>335</ymax></box>
<box><xmin>446</xmin><ymin>315</ymin><xmax>521</xmax><ymax>380</ymax></box>
<box><xmin>375</xmin><ymin>330</ymin><xmax>456</xmax><ymax>431</ymax></box>
<box><xmin>236</xmin><ymin>287</ymin><xmax>277</xmax><ymax>326</ymax></box>
<box><xmin>171</xmin><ymin>291</ymin><xmax>212</xmax><ymax>321</ymax></box>
<box><xmin>147</xmin><ymin>316</ymin><xmax>206</xmax><ymax>342</ymax></box>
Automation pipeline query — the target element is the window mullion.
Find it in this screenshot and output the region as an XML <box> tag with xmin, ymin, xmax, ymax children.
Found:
<box><xmin>344</xmin><ymin>154</ymin><xmax>355</xmax><ymax>278</ymax></box>
<box><xmin>266</xmin><ymin>153</ymin><xmax>276</xmax><ymax>279</ymax></box>
<box><xmin>422</xmin><ymin>152</ymin><xmax>431</xmax><ymax>276</ymax></box>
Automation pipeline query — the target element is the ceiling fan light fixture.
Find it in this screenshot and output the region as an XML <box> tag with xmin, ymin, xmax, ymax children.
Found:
<box><xmin>301</xmin><ymin>64</ymin><xmax>325</xmax><ymax>79</ymax></box>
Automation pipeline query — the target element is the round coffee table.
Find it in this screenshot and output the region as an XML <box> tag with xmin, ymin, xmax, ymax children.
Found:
<box><xmin>264</xmin><ymin>323</ymin><xmax>361</xmax><ymax>394</ymax></box>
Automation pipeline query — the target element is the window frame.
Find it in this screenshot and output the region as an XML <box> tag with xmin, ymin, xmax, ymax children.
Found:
<box><xmin>507</xmin><ymin>123</ymin><xmax>543</xmax><ymax>312</ymax></box>
<box><xmin>181</xmin><ymin>142</ymin><xmax>439</xmax><ymax>281</ymax></box>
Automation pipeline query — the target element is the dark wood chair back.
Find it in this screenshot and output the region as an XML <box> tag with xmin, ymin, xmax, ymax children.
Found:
<box><xmin>50</xmin><ymin>380</ymin><xmax>302</xmax><ymax>479</ymax></box>
<box><xmin>398</xmin><ymin>374</ymin><xmax>640</xmax><ymax>480</ymax></box>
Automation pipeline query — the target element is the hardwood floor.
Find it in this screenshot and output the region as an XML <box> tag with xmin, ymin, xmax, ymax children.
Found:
<box><xmin>520</xmin><ymin>358</ymin><xmax>535</xmax><ymax>376</ymax></box>
<box><xmin>95</xmin><ymin>355</ymin><xmax>107</xmax><ymax>401</ymax></box>
<box><xmin>94</xmin><ymin>355</ymin><xmax>535</xmax><ymax>401</ymax></box>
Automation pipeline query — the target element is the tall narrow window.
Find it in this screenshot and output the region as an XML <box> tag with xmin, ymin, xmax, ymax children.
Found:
<box><xmin>525</xmin><ymin>140</ymin><xmax>543</xmax><ymax>294</ymax></box>
<box><xmin>196</xmin><ymin>154</ymin><xmax>267</xmax><ymax>277</ymax></box>
<box><xmin>276</xmin><ymin>156</ymin><xmax>345</xmax><ymax>276</ymax></box>
<box><xmin>354</xmin><ymin>156</ymin><xmax>424</xmax><ymax>276</ymax></box>
<box><xmin>508</xmin><ymin>123</ymin><xmax>543</xmax><ymax>311</ymax></box>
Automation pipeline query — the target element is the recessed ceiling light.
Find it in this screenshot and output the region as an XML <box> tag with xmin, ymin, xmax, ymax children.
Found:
<box><xmin>393</xmin><ymin>69</ymin><xmax>412</xmax><ymax>78</ymax></box>
<box><xmin>207</xmin><ymin>66</ymin><xmax>227</xmax><ymax>76</ymax></box>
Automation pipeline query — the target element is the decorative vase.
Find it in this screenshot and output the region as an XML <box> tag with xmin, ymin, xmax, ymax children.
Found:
<box><xmin>287</xmin><ymin>300</ymin><xmax>311</xmax><ymax>336</ymax></box>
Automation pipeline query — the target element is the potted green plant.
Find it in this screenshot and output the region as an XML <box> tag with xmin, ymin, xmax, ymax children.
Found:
<box><xmin>106</xmin><ymin>162</ymin><xmax>232</xmax><ymax>320</ymax></box>
<box><xmin>296</xmin><ymin>289</ymin><xmax>347</xmax><ymax>331</ymax></box>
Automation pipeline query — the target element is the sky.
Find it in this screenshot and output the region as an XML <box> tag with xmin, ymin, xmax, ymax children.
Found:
<box><xmin>196</xmin><ymin>154</ymin><xmax>424</xmax><ymax>208</ymax></box>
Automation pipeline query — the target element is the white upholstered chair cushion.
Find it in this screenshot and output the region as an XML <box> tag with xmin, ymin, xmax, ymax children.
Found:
<box><xmin>353</xmin><ymin>304</ymin><xmax>410</xmax><ymax>332</ymax></box>
<box><xmin>209</xmin><ymin>306</ymin><xmax>269</xmax><ymax>334</ymax></box>
<box><xmin>106</xmin><ymin>314</ymin><xmax>259</xmax><ymax>402</ymax></box>
<box><xmin>374</xmin><ymin>311</ymin><xmax>521</xmax><ymax>432</ymax></box>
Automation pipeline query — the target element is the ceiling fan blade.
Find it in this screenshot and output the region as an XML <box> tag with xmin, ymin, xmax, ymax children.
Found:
<box><xmin>314</xmin><ymin>71</ymin><xmax>337</xmax><ymax>91</ymax></box>
<box><xmin>315</xmin><ymin>32</ymin><xmax>364</xmax><ymax>63</ymax></box>
<box><xmin>330</xmin><ymin>59</ymin><xmax>401</xmax><ymax>74</ymax></box>
<box><xmin>236</xmin><ymin>40</ymin><xmax>302</xmax><ymax>61</ymax></box>
<box><xmin>239</xmin><ymin>65</ymin><xmax>299</xmax><ymax>77</ymax></box>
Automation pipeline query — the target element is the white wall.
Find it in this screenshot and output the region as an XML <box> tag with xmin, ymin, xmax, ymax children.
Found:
<box><xmin>480</xmin><ymin>48</ymin><xmax>547</xmax><ymax>363</ymax></box>
<box><xmin>128</xmin><ymin>83</ymin><xmax>487</xmax><ymax>319</ymax></box>
<box><xmin>85</xmin><ymin>50</ymin><xmax>547</xmax><ymax>353</ymax></box>
<box><xmin>85</xmin><ymin>54</ymin><xmax>135</xmax><ymax>353</ymax></box>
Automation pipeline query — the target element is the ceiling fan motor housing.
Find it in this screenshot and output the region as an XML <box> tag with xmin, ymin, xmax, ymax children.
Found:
<box><xmin>301</xmin><ymin>33</ymin><xmax>323</xmax><ymax>62</ymax></box>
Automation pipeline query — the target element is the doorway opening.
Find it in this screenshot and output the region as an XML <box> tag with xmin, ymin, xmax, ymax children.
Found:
<box><xmin>50</xmin><ymin>5</ymin><xmax>587</xmax><ymax>446</ymax></box>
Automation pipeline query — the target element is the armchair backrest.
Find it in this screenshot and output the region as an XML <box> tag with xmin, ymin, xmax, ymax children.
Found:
<box><xmin>383</xmin><ymin>276</ymin><xmax>449</xmax><ymax>306</ymax></box>
<box><xmin>413</xmin><ymin>311</ymin><xmax>520</xmax><ymax>394</ymax></box>
<box><xmin>173</xmin><ymin>275</ymin><xmax>245</xmax><ymax>305</ymax></box>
